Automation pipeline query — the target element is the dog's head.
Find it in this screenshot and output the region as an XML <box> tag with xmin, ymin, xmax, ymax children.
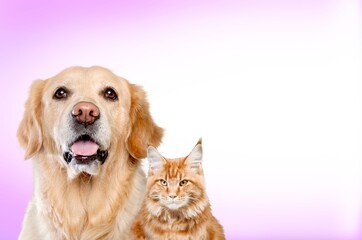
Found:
<box><xmin>17</xmin><ymin>66</ymin><xmax>163</xmax><ymax>179</ymax></box>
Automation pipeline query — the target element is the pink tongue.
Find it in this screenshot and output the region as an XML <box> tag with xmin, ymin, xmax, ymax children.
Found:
<box><xmin>71</xmin><ymin>140</ymin><xmax>99</xmax><ymax>156</ymax></box>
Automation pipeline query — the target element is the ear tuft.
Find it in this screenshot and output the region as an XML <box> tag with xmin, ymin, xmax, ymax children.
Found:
<box><xmin>147</xmin><ymin>146</ymin><xmax>165</xmax><ymax>172</ymax></box>
<box><xmin>126</xmin><ymin>82</ymin><xmax>164</xmax><ymax>159</ymax></box>
<box><xmin>17</xmin><ymin>80</ymin><xmax>45</xmax><ymax>159</ymax></box>
<box><xmin>185</xmin><ymin>140</ymin><xmax>203</xmax><ymax>173</ymax></box>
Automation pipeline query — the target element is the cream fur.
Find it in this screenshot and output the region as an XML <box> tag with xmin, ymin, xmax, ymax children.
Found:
<box><xmin>17</xmin><ymin>66</ymin><xmax>163</xmax><ymax>239</ymax></box>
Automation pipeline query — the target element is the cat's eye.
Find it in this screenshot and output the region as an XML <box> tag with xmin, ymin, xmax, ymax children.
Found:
<box><xmin>104</xmin><ymin>87</ymin><xmax>118</xmax><ymax>101</ymax></box>
<box><xmin>179</xmin><ymin>179</ymin><xmax>188</xmax><ymax>186</ymax></box>
<box><xmin>160</xmin><ymin>179</ymin><xmax>168</xmax><ymax>186</ymax></box>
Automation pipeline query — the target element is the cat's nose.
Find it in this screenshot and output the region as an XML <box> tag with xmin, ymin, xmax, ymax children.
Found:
<box><xmin>169</xmin><ymin>195</ymin><xmax>177</xmax><ymax>199</ymax></box>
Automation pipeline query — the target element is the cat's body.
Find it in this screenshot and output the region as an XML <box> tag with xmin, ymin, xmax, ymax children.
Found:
<box><xmin>131</xmin><ymin>140</ymin><xmax>225</xmax><ymax>240</ymax></box>
<box><xmin>132</xmin><ymin>204</ymin><xmax>222</xmax><ymax>240</ymax></box>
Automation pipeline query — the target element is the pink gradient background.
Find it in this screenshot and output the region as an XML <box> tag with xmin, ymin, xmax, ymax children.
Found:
<box><xmin>1</xmin><ymin>0</ymin><xmax>362</xmax><ymax>239</ymax></box>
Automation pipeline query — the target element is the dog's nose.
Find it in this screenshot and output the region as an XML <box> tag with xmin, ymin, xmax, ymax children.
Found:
<box><xmin>72</xmin><ymin>102</ymin><xmax>100</xmax><ymax>126</ymax></box>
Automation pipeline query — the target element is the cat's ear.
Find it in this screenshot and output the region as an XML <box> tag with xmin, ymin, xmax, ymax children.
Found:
<box><xmin>148</xmin><ymin>146</ymin><xmax>165</xmax><ymax>174</ymax></box>
<box><xmin>185</xmin><ymin>138</ymin><xmax>203</xmax><ymax>174</ymax></box>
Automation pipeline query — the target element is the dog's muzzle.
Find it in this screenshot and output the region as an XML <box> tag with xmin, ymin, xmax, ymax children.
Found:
<box><xmin>63</xmin><ymin>101</ymin><xmax>109</xmax><ymax>165</ymax></box>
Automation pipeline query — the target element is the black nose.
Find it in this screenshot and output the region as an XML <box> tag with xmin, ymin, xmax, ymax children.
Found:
<box><xmin>72</xmin><ymin>102</ymin><xmax>100</xmax><ymax>126</ymax></box>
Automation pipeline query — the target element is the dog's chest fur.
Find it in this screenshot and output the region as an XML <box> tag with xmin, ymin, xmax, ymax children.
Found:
<box><xmin>25</xmin><ymin>155</ymin><xmax>146</xmax><ymax>240</ymax></box>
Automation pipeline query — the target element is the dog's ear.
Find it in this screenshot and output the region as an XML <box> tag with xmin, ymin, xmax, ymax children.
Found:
<box><xmin>127</xmin><ymin>83</ymin><xmax>163</xmax><ymax>159</ymax></box>
<box><xmin>17</xmin><ymin>80</ymin><xmax>45</xmax><ymax>159</ymax></box>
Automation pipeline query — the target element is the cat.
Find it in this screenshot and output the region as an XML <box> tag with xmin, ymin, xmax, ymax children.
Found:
<box><xmin>131</xmin><ymin>139</ymin><xmax>225</xmax><ymax>240</ymax></box>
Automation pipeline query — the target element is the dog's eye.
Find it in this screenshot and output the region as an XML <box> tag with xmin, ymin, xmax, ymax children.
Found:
<box><xmin>53</xmin><ymin>88</ymin><xmax>68</xmax><ymax>100</ymax></box>
<box><xmin>104</xmin><ymin>88</ymin><xmax>118</xmax><ymax>101</ymax></box>
<box><xmin>179</xmin><ymin>179</ymin><xmax>188</xmax><ymax>186</ymax></box>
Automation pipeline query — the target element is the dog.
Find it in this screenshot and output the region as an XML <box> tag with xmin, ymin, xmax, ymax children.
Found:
<box><xmin>17</xmin><ymin>66</ymin><xmax>163</xmax><ymax>239</ymax></box>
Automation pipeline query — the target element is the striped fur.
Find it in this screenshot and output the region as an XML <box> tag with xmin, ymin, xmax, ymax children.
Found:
<box><xmin>131</xmin><ymin>140</ymin><xmax>225</xmax><ymax>240</ymax></box>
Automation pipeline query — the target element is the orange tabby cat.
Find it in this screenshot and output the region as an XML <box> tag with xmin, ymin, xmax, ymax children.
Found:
<box><xmin>131</xmin><ymin>139</ymin><xmax>225</xmax><ymax>240</ymax></box>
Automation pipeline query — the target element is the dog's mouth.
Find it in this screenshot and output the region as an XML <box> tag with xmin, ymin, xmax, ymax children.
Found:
<box><xmin>63</xmin><ymin>135</ymin><xmax>108</xmax><ymax>165</ymax></box>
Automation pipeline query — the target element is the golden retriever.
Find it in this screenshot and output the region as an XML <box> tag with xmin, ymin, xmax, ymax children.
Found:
<box><xmin>17</xmin><ymin>66</ymin><xmax>163</xmax><ymax>239</ymax></box>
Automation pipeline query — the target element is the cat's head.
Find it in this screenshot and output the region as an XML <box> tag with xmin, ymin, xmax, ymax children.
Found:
<box><xmin>146</xmin><ymin>139</ymin><xmax>206</xmax><ymax>211</ymax></box>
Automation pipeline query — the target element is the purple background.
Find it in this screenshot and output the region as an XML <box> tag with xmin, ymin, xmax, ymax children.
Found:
<box><xmin>1</xmin><ymin>0</ymin><xmax>361</xmax><ymax>239</ymax></box>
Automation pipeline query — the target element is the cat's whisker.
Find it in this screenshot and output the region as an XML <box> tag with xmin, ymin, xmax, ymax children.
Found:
<box><xmin>132</xmin><ymin>142</ymin><xmax>225</xmax><ymax>239</ymax></box>
<box><xmin>149</xmin><ymin>194</ymin><xmax>160</xmax><ymax>199</ymax></box>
